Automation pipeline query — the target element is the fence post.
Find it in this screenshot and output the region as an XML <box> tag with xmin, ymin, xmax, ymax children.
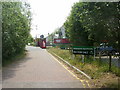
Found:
<box><xmin>82</xmin><ymin>55</ymin><xmax>85</xmax><ymax>63</ymax></box>
<box><xmin>94</xmin><ymin>47</ymin><xmax>95</xmax><ymax>60</ymax></box>
<box><xmin>109</xmin><ymin>53</ymin><xmax>112</xmax><ymax>71</ymax></box>
<box><xmin>72</xmin><ymin>54</ymin><xmax>75</xmax><ymax>60</ymax></box>
<box><xmin>99</xmin><ymin>51</ymin><xmax>101</xmax><ymax>60</ymax></box>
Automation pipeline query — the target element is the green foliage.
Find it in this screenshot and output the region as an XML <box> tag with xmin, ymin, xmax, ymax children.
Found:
<box><xmin>48</xmin><ymin>47</ymin><xmax>120</xmax><ymax>77</ymax></box>
<box><xmin>83</xmin><ymin>2</ymin><xmax>120</xmax><ymax>49</ymax></box>
<box><xmin>27</xmin><ymin>34</ymin><xmax>34</xmax><ymax>43</ymax></box>
<box><xmin>64</xmin><ymin>2</ymin><xmax>120</xmax><ymax>51</ymax></box>
<box><xmin>2</xmin><ymin>2</ymin><xmax>31</xmax><ymax>64</ymax></box>
<box><xmin>64</xmin><ymin>3</ymin><xmax>90</xmax><ymax>46</ymax></box>
<box><xmin>2</xmin><ymin>50</ymin><xmax>26</xmax><ymax>67</ymax></box>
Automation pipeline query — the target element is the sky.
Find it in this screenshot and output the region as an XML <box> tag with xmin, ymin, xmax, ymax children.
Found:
<box><xmin>28</xmin><ymin>0</ymin><xmax>80</xmax><ymax>38</ymax></box>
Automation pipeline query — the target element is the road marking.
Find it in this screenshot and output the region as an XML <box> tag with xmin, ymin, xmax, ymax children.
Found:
<box><xmin>48</xmin><ymin>53</ymin><xmax>89</xmax><ymax>88</ymax></box>
<box><xmin>86</xmin><ymin>80</ymin><xmax>91</xmax><ymax>88</ymax></box>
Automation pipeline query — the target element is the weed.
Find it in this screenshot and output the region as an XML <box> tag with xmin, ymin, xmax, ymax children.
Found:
<box><xmin>47</xmin><ymin>47</ymin><xmax>119</xmax><ymax>88</ymax></box>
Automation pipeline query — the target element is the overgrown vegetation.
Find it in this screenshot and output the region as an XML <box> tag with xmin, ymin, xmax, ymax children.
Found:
<box><xmin>48</xmin><ymin>47</ymin><xmax>120</xmax><ymax>77</ymax></box>
<box><xmin>47</xmin><ymin>47</ymin><xmax>120</xmax><ymax>88</ymax></box>
<box><xmin>2</xmin><ymin>50</ymin><xmax>26</xmax><ymax>67</ymax></box>
<box><xmin>64</xmin><ymin>2</ymin><xmax>120</xmax><ymax>53</ymax></box>
<box><xmin>2</xmin><ymin>2</ymin><xmax>31</xmax><ymax>65</ymax></box>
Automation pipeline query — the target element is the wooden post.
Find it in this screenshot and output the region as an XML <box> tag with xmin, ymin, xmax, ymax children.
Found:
<box><xmin>98</xmin><ymin>51</ymin><xmax>101</xmax><ymax>66</ymax></box>
<box><xmin>94</xmin><ymin>48</ymin><xmax>95</xmax><ymax>60</ymax></box>
<box><xmin>82</xmin><ymin>55</ymin><xmax>84</xmax><ymax>63</ymax></box>
<box><xmin>72</xmin><ymin>54</ymin><xmax>75</xmax><ymax>60</ymax></box>
<box><xmin>109</xmin><ymin>53</ymin><xmax>112</xmax><ymax>71</ymax></box>
<box><xmin>99</xmin><ymin>51</ymin><xmax>101</xmax><ymax>60</ymax></box>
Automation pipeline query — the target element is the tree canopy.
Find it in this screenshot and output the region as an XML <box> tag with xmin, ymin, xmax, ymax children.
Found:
<box><xmin>64</xmin><ymin>2</ymin><xmax>119</xmax><ymax>52</ymax></box>
<box><xmin>2</xmin><ymin>2</ymin><xmax>31</xmax><ymax>62</ymax></box>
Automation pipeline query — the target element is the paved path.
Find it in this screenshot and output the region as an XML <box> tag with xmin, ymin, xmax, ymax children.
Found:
<box><xmin>2</xmin><ymin>46</ymin><xmax>83</xmax><ymax>88</ymax></box>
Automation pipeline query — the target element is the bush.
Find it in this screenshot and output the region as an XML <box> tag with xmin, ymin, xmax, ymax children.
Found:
<box><xmin>2</xmin><ymin>2</ymin><xmax>31</xmax><ymax>65</ymax></box>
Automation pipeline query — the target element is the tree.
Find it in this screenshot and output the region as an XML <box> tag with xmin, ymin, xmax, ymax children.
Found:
<box><xmin>82</xmin><ymin>2</ymin><xmax>120</xmax><ymax>49</ymax></box>
<box><xmin>64</xmin><ymin>2</ymin><xmax>92</xmax><ymax>46</ymax></box>
<box><xmin>27</xmin><ymin>34</ymin><xmax>34</xmax><ymax>43</ymax></box>
<box><xmin>64</xmin><ymin>2</ymin><xmax>120</xmax><ymax>52</ymax></box>
<box><xmin>2</xmin><ymin>2</ymin><xmax>31</xmax><ymax>63</ymax></box>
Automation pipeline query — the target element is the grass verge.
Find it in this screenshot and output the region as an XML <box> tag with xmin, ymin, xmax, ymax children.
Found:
<box><xmin>47</xmin><ymin>47</ymin><xmax>120</xmax><ymax>88</ymax></box>
<box><xmin>2</xmin><ymin>50</ymin><xmax>27</xmax><ymax>67</ymax></box>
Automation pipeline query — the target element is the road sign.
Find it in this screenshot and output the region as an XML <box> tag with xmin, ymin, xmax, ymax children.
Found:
<box><xmin>40</xmin><ymin>35</ymin><xmax>44</xmax><ymax>39</ymax></box>
<box><xmin>72</xmin><ymin>46</ymin><xmax>95</xmax><ymax>55</ymax></box>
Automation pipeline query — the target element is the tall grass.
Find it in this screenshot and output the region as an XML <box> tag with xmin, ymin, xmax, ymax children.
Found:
<box><xmin>48</xmin><ymin>47</ymin><xmax>120</xmax><ymax>78</ymax></box>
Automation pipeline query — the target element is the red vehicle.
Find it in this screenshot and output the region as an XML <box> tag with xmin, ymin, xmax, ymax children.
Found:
<box><xmin>35</xmin><ymin>38</ymin><xmax>46</xmax><ymax>49</ymax></box>
<box><xmin>39</xmin><ymin>38</ymin><xmax>46</xmax><ymax>49</ymax></box>
<box><xmin>54</xmin><ymin>38</ymin><xmax>70</xmax><ymax>44</ymax></box>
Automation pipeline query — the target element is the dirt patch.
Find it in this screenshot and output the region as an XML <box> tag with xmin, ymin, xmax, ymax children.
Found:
<box><xmin>92</xmin><ymin>73</ymin><xmax>119</xmax><ymax>88</ymax></box>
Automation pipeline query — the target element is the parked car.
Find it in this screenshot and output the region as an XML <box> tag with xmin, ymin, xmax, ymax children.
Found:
<box><xmin>96</xmin><ymin>43</ymin><xmax>117</xmax><ymax>56</ymax></box>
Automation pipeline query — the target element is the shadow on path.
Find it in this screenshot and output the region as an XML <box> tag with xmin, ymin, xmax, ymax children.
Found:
<box><xmin>2</xmin><ymin>54</ymin><xmax>31</xmax><ymax>81</ymax></box>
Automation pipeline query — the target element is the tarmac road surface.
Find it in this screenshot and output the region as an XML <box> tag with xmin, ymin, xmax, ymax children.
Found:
<box><xmin>2</xmin><ymin>46</ymin><xmax>84</xmax><ymax>88</ymax></box>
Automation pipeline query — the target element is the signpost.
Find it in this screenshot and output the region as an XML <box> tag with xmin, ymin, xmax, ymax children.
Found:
<box><xmin>72</xmin><ymin>46</ymin><xmax>96</xmax><ymax>61</ymax></box>
<box><xmin>72</xmin><ymin>46</ymin><xmax>95</xmax><ymax>55</ymax></box>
